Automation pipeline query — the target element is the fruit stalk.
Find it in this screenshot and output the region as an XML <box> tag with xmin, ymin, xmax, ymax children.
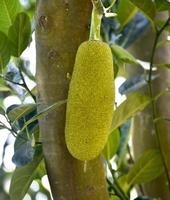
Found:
<box><xmin>90</xmin><ymin>0</ymin><xmax>104</xmax><ymax>40</ymax></box>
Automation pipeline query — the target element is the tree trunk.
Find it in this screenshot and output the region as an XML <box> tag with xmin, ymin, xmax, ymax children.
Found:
<box><xmin>35</xmin><ymin>1</ymin><xmax>109</xmax><ymax>200</ymax></box>
<box><xmin>128</xmin><ymin>12</ymin><xmax>170</xmax><ymax>199</ymax></box>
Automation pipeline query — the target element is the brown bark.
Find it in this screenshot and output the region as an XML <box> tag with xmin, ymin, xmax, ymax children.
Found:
<box><xmin>128</xmin><ymin>12</ymin><xmax>170</xmax><ymax>199</ymax></box>
<box><xmin>35</xmin><ymin>1</ymin><xmax>109</xmax><ymax>200</ymax></box>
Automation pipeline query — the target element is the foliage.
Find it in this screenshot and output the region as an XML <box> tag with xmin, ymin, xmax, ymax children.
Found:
<box><xmin>0</xmin><ymin>0</ymin><xmax>170</xmax><ymax>200</ymax></box>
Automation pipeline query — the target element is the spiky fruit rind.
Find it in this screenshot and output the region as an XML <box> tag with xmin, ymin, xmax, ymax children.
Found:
<box><xmin>65</xmin><ymin>40</ymin><xmax>114</xmax><ymax>161</ymax></box>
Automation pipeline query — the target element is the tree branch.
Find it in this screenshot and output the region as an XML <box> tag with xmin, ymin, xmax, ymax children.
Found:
<box><xmin>147</xmin><ymin>16</ymin><xmax>170</xmax><ymax>192</ymax></box>
<box><xmin>18</xmin><ymin>67</ymin><xmax>36</xmax><ymax>102</ymax></box>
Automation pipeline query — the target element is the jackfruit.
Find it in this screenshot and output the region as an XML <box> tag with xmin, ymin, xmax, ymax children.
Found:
<box><xmin>65</xmin><ymin>40</ymin><xmax>114</xmax><ymax>161</ymax></box>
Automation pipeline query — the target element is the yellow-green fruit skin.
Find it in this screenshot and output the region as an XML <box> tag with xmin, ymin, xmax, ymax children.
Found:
<box><xmin>65</xmin><ymin>40</ymin><xmax>114</xmax><ymax>161</ymax></box>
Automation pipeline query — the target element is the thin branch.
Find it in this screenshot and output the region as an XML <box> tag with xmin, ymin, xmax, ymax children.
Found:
<box><xmin>106</xmin><ymin>178</ymin><xmax>125</xmax><ymax>199</ymax></box>
<box><xmin>108</xmin><ymin>162</ymin><xmax>129</xmax><ymax>200</ymax></box>
<box><xmin>0</xmin><ymin>74</ymin><xmax>36</xmax><ymax>103</ymax></box>
<box><xmin>0</xmin><ymin>75</ymin><xmax>23</xmax><ymax>86</ymax></box>
<box><xmin>19</xmin><ymin>67</ymin><xmax>36</xmax><ymax>102</ymax></box>
<box><xmin>148</xmin><ymin>17</ymin><xmax>170</xmax><ymax>85</ymax></box>
<box><xmin>127</xmin><ymin>144</ymin><xmax>134</xmax><ymax>164</ymax></box>
<box><xmin>0</xmin><ymin>120</ymin><xmax>18</xmax><ymax>138</ymax></box>
<box><xmin>9</xmin><ymin>124</ymin><xmax>28</xmax><ymax>141</ymax></box>
<box><xmin>147</xmin><ymin>16</ymin><xmax>170</xmax><ymax>192</ymax></box>
<box><xmin>6</xmin><ymin>78</ymin><xmax>23</xmax><ymax>86</ymax></box>
<box><xmin>105</xmin><ymin>0</ymin><xmax>116</xmax><ymax>12</ymax></box>
<box><xmin>127</xmin><ymin>144</ymin><xmax>145</xmax><ymax>196</ymax></box>
<box><xmin>0</xmin><ymin>116</ymin><xmax>28</xmax><ymax>142</ymax></box>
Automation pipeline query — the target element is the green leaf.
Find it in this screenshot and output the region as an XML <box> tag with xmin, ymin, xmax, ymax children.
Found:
<box><xmin>12</xmin><ymin>141</ymin><xmax>35</xmax><ymax>167</ymax></box>
<box><xmin>103</xmin><ymin>129</ymin><xmax>120</xmax><ymax>161</ymax></box>
<box><xmin>21</xmin><ymin>99</ymin><xmax>67</xmax><ymax>132</ymax></box>
<box><xmin>26</xmin><ymin>86</ymin><xmax>37</xmax><ymax>97</ymax></box>
<box><xmin>0</xmin><ymin>0</ymin><xmax>22</xmax><ymax>34</ymax></box>
<box><xmin>156</xmin><ymin>20</ymin><xmax>170</xmax><ymax>33</ymax></box>
<box><xmin>117</xmin><ymin>0</ymin><xmax>137</xmax><ymax>27</ymax></box>
<box><xmin>8</xmin><ymin>12</ymin><xmax>31</xmax><ymax>57</ymax></box>
<box><xmin>0</xmin><ymin>124</ymin><xmax>6</xmax><ymax>129</ymax></box>
<box><xmin>126</xmin><ymin>149</ymin><xmax>164</xmax><ymax>186</ymax></box>
<box><xmin>119</xmin><ymin>74</ymin><xmax>159</xmax><ymax>95</ymax></box>
<box><xmin>110</xmin><ymin>196</ymin><xmax>121</xmax><ymax>200</ymax></box>
<box><xmin>113</xmin><ymin>63</ymin><xmax>119</xmax><ymax>78</ymax></box>
<box><xmin>14</xmin><ymin>131</ymin><xmax>29</xmax><ymax>151</ymax></box>
<box><xmin>154</xmin><ymin>89</ymin><xmax>170</xmax><ymax>102</ymax></box>
<box><xmin>34</xmin><ymin>160</ymin><xmax>46</xmax><ymax>179</ymax></box>
<box><xmin>129</xmin><ymin>0</ymin><xmax>156</xmax><ymax>23</ymax></box>
<box><xmin>117</xmin><ymin>121</ymin><xmax>131</xmax><ymax>168</ymax></box>
<box><xmin>9</xmin><ymin>146</ymin><xmax>43</xmax><ymax>200</ymax></box>
<box><xmin>7</xmin><ymin>104</ymin><xmax>36</xmax><ymax>123</ymax></box>
<box><xmin>0</xmin><ymin>106</ymin><xmax>5</xmax><ymax>115</ymax></box>
<box><xmin>117</xmin><ymin>175</ymin><xmax>129</xmax><ymax>193</ymax></box>
<box><xmin>155</xmin><ymin>63</ymin><xmax>170</xmax><ymax>69</ymax></box>
<box><xmin>111</xmin><ymin>44</ymin><xmax>137</xmax><ymax>64</ymax></box>
<box><xmin>0</xmin><ymin>80</ymin><xmax>10</xmax><ymax>91</ymax></box>
<box><xmin>156</xmin><ymin>40</ymin><xmax>170</xmax><ymax>49</ymax></box>
<box><xmin>155</xmin><ymin>0</ymin><xmax>170</xmax><ymax>11</ymax></box>
<box><xmin>111</xmin><ymin>92</ymin><xmax>150</xmax><ymax>131</ymax></box>
<box><xmin>0</xmin><ymin>31</ymin><xmax>11</xmax><ymax>70</ymax></box>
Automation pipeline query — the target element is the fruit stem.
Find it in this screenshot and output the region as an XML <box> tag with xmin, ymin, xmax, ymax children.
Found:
<box><xmin>90</xmin><ymin>0</ymin><xmax>103</xmax><ymax>40</ymax></box>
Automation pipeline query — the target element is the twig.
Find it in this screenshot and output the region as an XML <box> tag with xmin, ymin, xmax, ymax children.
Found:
<box><xmin>147</xmin><ymin>16</ymin><xmax>170</xmax><ymax>192</ymax></box>
<box><xmin>1</xmin><ymin>73</ymin><xmax>36</xmax><ymax>102</ymax></box>
<box><xmin>107</xmin><ymin>178</ymin><xmax>125</xmax><ymax>199</ymax></box>
<box><xmin>6</xmin><ymin>78</ymin><xmax>23</xmax><ymax>86</ymax></box>
<box><xmin>105</xmin><ymin>0</ymin><xmax>116</xmax><ymax>12</ymax></box>
<box><xmin>0</xmin><ymin>115</ymin><xmax>28</xmax><ymax>142</ymax></box>
<box><xmin>0</xmin><ymin>74</ymin><xmax>23</xmax><ymax>86</ymax></box>
<box><xmin>127</xmin><ymin>144</ymin><xmax>134</xmax><ymax>164</ymax></box>
<box><xmin>148</xmin><ymin>17</ymin><xmax>170</xmax><ymax>84</ymax></box>
<box><xmin>18</xmin><ymin>67</ymin><xmax>36</xmax><ymax>102</ymax></box>
<box><xmin>127</xmin><ymin>144</ymin><xmax>145</xmax><ymax>196</ymax></box>
<box><xmin>0</xmin><ymin>120</ymin><xmax>18</xmax><ymax>138</ymax></box>
<box><xmin>108</xmin><ymin>162</ymin><xmax>129</xmax><ymax>200</ymax></box>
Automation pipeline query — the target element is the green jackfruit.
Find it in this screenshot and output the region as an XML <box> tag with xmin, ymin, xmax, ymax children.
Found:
<box><xmin>65</xmin><ymin>40</ymin><xmax>114</xmax><ymax>161</ymax></box>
